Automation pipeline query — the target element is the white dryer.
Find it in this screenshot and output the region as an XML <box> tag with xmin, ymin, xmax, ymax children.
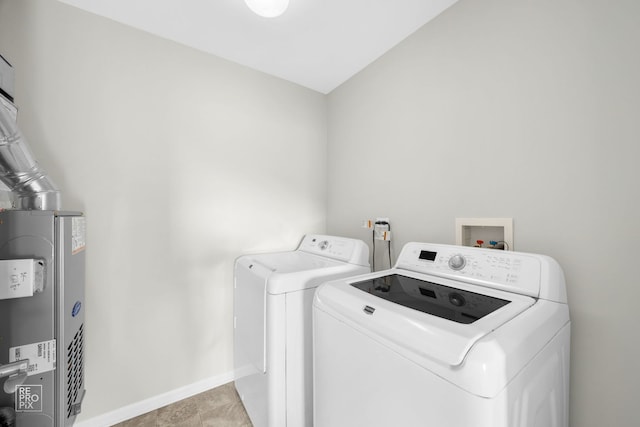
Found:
<box><xmin>234</xmin><ymin>235</ymin><xmax>370</xmax><ymax>427</ymax></box>
<box><xmin>313</xmin><ymin>242</ymin><xmax>570</xmax><ymax>427</ymax></box>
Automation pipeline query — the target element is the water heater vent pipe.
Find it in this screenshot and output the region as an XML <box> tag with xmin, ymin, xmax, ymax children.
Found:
<box><xmin>0</xmin><ymin>96</ymin><xmax>61</xmax><ymax>210</ymax></box>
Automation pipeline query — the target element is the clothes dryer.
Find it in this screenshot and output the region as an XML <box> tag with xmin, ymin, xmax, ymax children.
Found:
<box><xmin>234</xmin><ymin>235</ymin><xmax>369</xmax><ymax>427</ymax></box>
<box><xmin>313</xmin><ymin>242</ymin><xmax>570</xmax><ymax>427</ymax></box>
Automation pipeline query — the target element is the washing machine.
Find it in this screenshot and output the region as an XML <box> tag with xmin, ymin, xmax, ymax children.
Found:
<box><xmin>313</xmin><ymin>242</ymin><xmax>570</xmax><ymax>427</ymax></box>
<box><xmin>234</xmin><ymin>234</ymin><xmax>370</xmax><ymax>427</ymax></box>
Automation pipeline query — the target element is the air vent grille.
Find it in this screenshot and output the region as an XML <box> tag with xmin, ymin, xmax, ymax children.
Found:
<box><xmin>66</xmin><ymin>324</ymin><xmax>84</xmax><ymax>419</ymax></box>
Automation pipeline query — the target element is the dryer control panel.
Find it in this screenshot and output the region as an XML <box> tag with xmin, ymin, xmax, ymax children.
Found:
<box><xmin>395</xmin><ymin>242</ymin><xmax>566</xmax><ymax>303</ymax></box>
<box><xmin>298</xmin><ymin>235</ymin><xmax>369</xmax><ymax>266</ymax></box>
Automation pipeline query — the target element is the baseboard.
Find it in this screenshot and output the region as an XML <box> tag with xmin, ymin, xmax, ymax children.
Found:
<box><xmin>74</xmin><ymin>371</ymin><xmax>235</xmax><ymax>427</ymax></box>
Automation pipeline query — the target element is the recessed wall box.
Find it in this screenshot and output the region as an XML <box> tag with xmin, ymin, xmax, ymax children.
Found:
<box><xmin>455</xmin><ymin>218</ymin><xmax>513</xmax><ymax>251</ymax></box>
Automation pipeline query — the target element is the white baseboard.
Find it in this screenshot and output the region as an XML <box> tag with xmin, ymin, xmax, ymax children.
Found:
<box><xmin>74</xmin><ymin>371</ymin><xmax>235</xmax><ymax>427</ymax></box>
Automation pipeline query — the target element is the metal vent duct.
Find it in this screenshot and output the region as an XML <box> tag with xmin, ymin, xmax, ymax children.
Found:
<box><xmin>0</xmin><ymin>96</ymin><xmax>61</xmax><ymax>210</ymax></box>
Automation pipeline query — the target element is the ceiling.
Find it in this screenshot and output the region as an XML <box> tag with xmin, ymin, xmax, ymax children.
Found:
<box><xmin>58</xmin><ymin>0</ymin><xmax>459</xmax><ymax>94</ymax></box>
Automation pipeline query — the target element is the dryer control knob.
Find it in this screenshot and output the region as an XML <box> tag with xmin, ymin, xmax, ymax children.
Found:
<box><xmin>318</xmin><ymin>240</ymin><xmax>329</xmax><ymax>250</ymax></box>
<box><xmin>448</xmin><ymin>254</ymin><xmax>466</xmax><ymax>270</ymax></box>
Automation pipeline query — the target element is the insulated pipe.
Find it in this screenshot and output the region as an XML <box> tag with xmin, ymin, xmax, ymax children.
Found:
<box><xmin>0</xmin><ymin>98</ymin><xmax>60</xmax><ymax>210</ymax></box>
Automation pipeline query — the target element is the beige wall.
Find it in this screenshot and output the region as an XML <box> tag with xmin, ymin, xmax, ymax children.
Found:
<box><xmin>327</xmin><ymin>0</ymin><xmax>639</xmax><ymax>426</ymax></box>
<box><xmin>0</xmin><ymin>0</ymin><xmax>327</xmax><ymax>422</ymax></box>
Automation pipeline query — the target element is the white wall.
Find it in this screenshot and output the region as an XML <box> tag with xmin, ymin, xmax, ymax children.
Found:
<box><xmin>0</xmin><ymin>0</ymin><xmax>327</xmax><ymax>422</ymax></box>
<box><xmin>327</xmin><ymin>0</ymin><xmax>640</xmax><ymax>426</ymax></box>
<box><xmin>2</xmin><ymin>0</ymin><xmax>639</xmax><ymax>426</ymax></box>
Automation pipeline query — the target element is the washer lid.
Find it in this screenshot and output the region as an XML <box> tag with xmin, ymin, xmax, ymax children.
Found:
<box><xmin>350</xmin><ymin>274</ymin><xmax>512</xmax><ymax>324</ymax></box>
<box><xmin>314</xmin><ymin>269</ymin><xmax>536</xmax><ymax>367</ymax></box>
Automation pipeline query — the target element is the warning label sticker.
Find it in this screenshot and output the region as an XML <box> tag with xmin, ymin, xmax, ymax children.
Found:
<box><xmin>9</xmin><ymin>339</ymin><xmax>56</xmax><ymax>376</ymax></box>
<box><xmin>72</xmin><ymin>216</ymin><xmax>86</xmax><ymax>255</ymax></box>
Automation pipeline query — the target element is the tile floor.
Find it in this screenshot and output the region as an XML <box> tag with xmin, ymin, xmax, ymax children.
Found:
<box><xmin>112</xmin><ymin>382</ymin><xmax>252</xmax><ymax>427</ymax></box>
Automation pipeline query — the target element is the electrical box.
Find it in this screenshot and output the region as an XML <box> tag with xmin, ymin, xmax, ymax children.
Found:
<box><xmin>0</xmin><ymin>259</ymin><xmax>45</xmax><ymax>300</ymax></box>
<box><xmin>455</xmin><ymin>218</ymin><xmax>513</xmax><ymax>251</ymax></box>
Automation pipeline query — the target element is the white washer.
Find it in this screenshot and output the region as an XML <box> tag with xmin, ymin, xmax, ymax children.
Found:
<box><xmin>234</xmin><ymin>234</ymin><xmax>370</xmax><ymax>427</ymax></box>
<box><xmin>313</xmin><ymin>242</ymin><xmax>570</xmax><ymax>427</ymax></box>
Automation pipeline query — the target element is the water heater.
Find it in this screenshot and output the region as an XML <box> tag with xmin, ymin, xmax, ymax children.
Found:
<box><xmin>0</xmin><ymin>210</ymin><xmax>86</xmax><ymax>427</ymax></box>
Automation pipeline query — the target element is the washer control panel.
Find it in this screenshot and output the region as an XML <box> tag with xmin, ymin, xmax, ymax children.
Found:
<box><xmin>397</xmin><ymin>243</ymin><xmax>542</xmax><ymax>298</ymax></box>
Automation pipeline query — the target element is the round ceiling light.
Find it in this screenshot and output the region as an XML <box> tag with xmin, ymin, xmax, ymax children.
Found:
<box><xmin>244</xmin><ymin>0</ymin><xmax>289</xmax><ymax>18</ymax></box>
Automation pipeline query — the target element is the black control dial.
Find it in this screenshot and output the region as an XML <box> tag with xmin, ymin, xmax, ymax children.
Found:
<box><xmin>448</xmin><ymin>292</ymin><xmax>466</xmax><ymax>307</ymax></box>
